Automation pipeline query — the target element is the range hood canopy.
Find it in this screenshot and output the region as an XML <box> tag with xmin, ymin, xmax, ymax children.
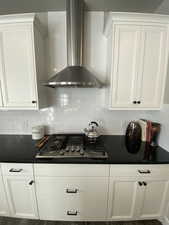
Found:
<box><xmin>44</xmin><ymin>0</ymin><xmax>103</xmax><ymax>88</ymax></box>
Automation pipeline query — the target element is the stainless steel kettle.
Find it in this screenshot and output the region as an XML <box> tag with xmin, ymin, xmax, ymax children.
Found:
<box><xmin>84</xmin><ymin>121</ymin><xmax>100</xmax><ymax>143</ymax></box>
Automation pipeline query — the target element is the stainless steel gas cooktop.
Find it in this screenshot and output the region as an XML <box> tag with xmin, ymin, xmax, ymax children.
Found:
<box><xmin>36</xmin><ymin>134</ymin><xmax>108</xmax><ymax>159</ymax></box>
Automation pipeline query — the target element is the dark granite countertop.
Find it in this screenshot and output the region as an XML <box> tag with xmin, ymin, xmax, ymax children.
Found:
<box><xmin>0</xmin><ymin>134</ymin><xmax>169</xmax><ymax>164</ymax></box>
<box><xmin>0</xmin><ymin>135</ymin><xmax>36</xmax><ymax>163</ymax></box>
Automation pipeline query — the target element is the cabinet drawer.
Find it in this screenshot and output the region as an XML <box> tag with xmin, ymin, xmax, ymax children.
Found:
<box><xmin>34</xmin><ymin>164</ymin><xmax>109</xmax><ymax>177</ymax></box>
<box><xmin>56</xmin><ymin>207</ymin><xmax>107</xmax><ymax>221</ymax></box>
<box><xmin>110</xmin><ymin>165</ymin><xmax>169</xmax><ymax>178</ymax></box>
<box><xmin>1</xmin><ymin>163</ymin><xmax>33</xmax><ymax>176</ymax></box>
<box><xmin>36</xmin><ymin>177</ymin><xmax>108</xmax><ymax>221</ymax></box>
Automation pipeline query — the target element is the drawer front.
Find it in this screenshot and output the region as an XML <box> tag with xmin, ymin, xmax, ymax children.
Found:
<box><xmin>110</xmin><ymin>165</ymin><xmax>169</xmax><ymax>178</ymax></box>
<box><xmin>34</xmin><ymin>164</ymin><xmax>109</xmax><ymax>177</ymax></box>
<box><xmin>36</xmin><ymin>177</ymin><xmax>108</xmax><ymax>221</ymax></box>
<box><xmin>1</xmin><ymin>163</ymin><xmax>33</xmax><ymax>176</ymax></box>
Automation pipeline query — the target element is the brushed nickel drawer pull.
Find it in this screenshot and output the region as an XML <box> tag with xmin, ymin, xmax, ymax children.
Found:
<box><xmin>9</xmin><ymin>168</ymin><xmax>23</xmax><ymax>173</ymax></box>
<box><xmin>66</xmin><ymin>188</ymin><xmax>78</xmax><ymax>193</ymax></box>
<box><xmin>138</xmin><ymin>170</ymin><xmax>151</xmax><ymax>174</ymax></box>
<box><xmin>67</xmin><ymin>210</ymin><xmax>78</xmax><ymax>216</ymax></box>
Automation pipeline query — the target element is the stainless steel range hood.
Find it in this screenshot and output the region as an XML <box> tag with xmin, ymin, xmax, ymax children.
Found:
<box><xmin>44</xmin><ymin>0</ymin><xmax>103</xmax><ymax>88</ymax></box>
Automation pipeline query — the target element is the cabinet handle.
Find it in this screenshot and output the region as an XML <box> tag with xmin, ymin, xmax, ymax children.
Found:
<box><xmin>66</xmin><ymin>188</ymin><xmax>78</xmax><ymax>193</ymax></box>
<box><xmin>138</xmin><ymin>181</ymin><xmax>143</xmax><ymax>186</ymax></box>
<box><xmin>138</xmin><ymin>170</ymin><xmax>151</xmax><ymax>174</ymax></box>
<box><xmin>67</xmin><ymin>210</ymin><xmax>78</xmax><ymax>216</ymax></box>
<box><xmin>9</xmin><ymin>168</ymin><xmax>23</xmax><ymax>173</ymax></box>
<box><xmin>32</xmin><ymin>100</ymin><xmax>37</xmax><ymax>104</ymax></box>
<box><xmin>133</xmin><ymin>101</ymin><xmax>137</xmax><ymax>104</ymax></box>
<box><xmin>143</xmin><ymin>181</ymin><xmax>147</xmax><ymax>186</ymax></box>
<box><xmin>29</xmin><ymin>180</ymin><xmax>34</xmax><ymax>185</ymax></box>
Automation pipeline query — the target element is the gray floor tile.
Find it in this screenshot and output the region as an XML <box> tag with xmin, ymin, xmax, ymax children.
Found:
<box><xmin>0</xmin><ymin>217</ymin><xmax>162</xmax><ymax>225</ymax></box>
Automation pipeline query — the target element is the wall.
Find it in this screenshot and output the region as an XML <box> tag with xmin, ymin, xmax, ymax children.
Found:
<box><xmin>0</xmin><ymin>12</ymin><xmax>169</xmax><ymax>151</ymax></box>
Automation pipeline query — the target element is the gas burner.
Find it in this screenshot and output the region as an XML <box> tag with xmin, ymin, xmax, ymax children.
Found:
<box><xmin>36</xmin><ymin>134</ymin><xmax>108</xmax><ymax>159</ymax></box>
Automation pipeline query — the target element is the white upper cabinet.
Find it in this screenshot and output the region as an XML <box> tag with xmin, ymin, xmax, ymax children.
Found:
<box><xmin>107</xmin><ymin>24</ymin><xmax>141</xmax><ymax>108</ymax></box>
<box><xmin>104</xmin><ymin>13</ymin><xmax>169</xmax><ymax>110</ymax></box>
<box><xmin>0</xmin><ymin>14</ymin><xmax>47</xmax><ymax>110</ymax></box>
<box><xmin>137</xmin><ymin>26</ymin><xmax>167</xmax><ymax>108</ymax></box>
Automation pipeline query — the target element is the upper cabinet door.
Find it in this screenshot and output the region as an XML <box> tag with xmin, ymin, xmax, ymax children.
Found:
<box><xmin>105</xmin><ymin>13</ymin><xmax>169</xmax><ymax>110</ymax></box>
<box><xmin>0</xmin><ymin>25</ymin><xmax>38</xmax><ymax>109</ymax></box>
<box><xmin>137</xmin><ymin>26</ymin><xmax>168</xmax><ymax>108</ymax></box>
<box><xmin>110</xmin><ymin>24</ymin><xmax>141</xmax><ymax>108</ymax></box>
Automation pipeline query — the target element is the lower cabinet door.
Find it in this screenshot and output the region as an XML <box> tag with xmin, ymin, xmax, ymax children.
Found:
<box><xmin>108</xmin><ymin>178</ymin><xmax>141</xmax><ymax>220</ymax></box>
<box><xmin>4</xmin><ymin>176</ymin><xmax>38</xmax><ymax>219</ymax></box>
<box><xmin>138</xmin><ymin>180</ymin><xmax>169</xmax><ymax>219</ymax></box>
<box><xmin>0</xmin><ymin>175</ymin><xmax>9</xmax><ymax>216</ymax></box>
<box><xmin>35</xmin><ymin>177</ymin><xmax>109</xmax><ymax>221</ymax></box>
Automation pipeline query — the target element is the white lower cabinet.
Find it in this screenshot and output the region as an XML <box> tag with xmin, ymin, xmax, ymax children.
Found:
<box><xmin>0</xmin><ymin>163</ymin><xmax>169</xmax><ymax>222</ymax></box>
<box><xmin>108</xmin><ymin>179</ymin><xmax>139</xmax><ymax>220</ymax></box>
<box><xmin>36</xmin><ymin>177</ymin><xmax>108</xmax><ymax>221</ymax></box>
<box><xmin>108</xmin><ymin>165</ymin><xmax>169</xmax><ymax>221</ymax></box>
<box><xmin>3</xmin><ymin>176</ymin><xmax>38</xmax><ymax>219</ymax></box>
<box><xmin>108</xmin><ymin>178</ymin><xmax>169</xmax><ymax>220</ymax></box>
<box><xmin>1</xmin><ymin>163</ymin><xmax>38</xmax><ymax>219</ymax></box>
<box><xmin>0</xmin><ymin>174</ymin><xmax>10</xmax><ymax>216</ymax></box>
<box><xmin>34</xmin><ymin>164</ymin><xmax>109</xmax><ymax>221</ymax></box>
<box><xmin>139</xmin><ymin>180</ymin><xmax>168</xmax><ymax>219</ymax></box>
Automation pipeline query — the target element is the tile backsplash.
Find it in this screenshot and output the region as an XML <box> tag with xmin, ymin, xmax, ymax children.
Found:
<box><xmin>0</xmin><ymin>12</ymin><xmax>168</xmax><ymax>151</ymax></box>
<box><xmin>0</xmin><ymin>92</ymin><xmax>168</xmax><ymax>150</ymax></box>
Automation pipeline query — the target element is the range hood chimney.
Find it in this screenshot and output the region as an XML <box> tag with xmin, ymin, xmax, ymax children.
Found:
<box><xmin>44</xmin><ymin>0</ymin><xmax>103</xmax><ymax>88</ymax></box>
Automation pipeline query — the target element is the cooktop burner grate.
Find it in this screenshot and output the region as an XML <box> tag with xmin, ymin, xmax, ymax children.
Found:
<box><xmin>36</xmin><ymin>134</ymin><xmax>108</xmax><ymax>159</ymax></box>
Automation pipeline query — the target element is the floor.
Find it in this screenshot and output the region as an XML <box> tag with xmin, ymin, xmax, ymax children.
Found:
<box><xmin>0</xmin><ymin>218</ymin><xmax>162</xmax><ymax>225</ymax></box>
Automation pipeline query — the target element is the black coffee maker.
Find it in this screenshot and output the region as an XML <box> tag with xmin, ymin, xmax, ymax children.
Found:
<box><xmin>125</xmin><ymin>121</ymin><xmax>142</xmax><ymax>153</ymax></box>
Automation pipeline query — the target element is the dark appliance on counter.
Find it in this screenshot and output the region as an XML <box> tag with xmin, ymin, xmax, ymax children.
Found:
<box><xmin>125</xmin><ymin>121</ymin><xmax>142</xmax><ymax>153</ymax></box>
<box><xmin>36</xmin><ymin>134</ymin><xmax>108</xmax><ymax>159</ymax></box>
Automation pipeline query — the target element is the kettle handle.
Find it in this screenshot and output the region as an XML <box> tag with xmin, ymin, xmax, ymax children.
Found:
<box><xmin>89</xmin><ymin>121</ymin><xmax>99</xmax><ymax>127</ymax></box>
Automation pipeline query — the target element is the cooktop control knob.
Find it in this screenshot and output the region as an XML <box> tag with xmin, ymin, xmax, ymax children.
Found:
<box><xmin>59</xmin><ymin>151</ymin><xmax>64</xmax><ymax>155</ymax></box>
<box><xmin>65</xmin><ymin>147</ymin><xmax>69</xmax><ymax>152</ymax></box>
<box><xmin>80</xmin><ymin>150</ymin><xmax>84</xmax><ymax>155</ymax></box>
<box><xmin>76</xmin><ymin>146</ymin><xmax>80</xmax><ymax>152</ymax></box>
<box><xmin>71</xmin><ymin>146</ymin><xmax>75</xmax><ymax>152</ymax></box>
